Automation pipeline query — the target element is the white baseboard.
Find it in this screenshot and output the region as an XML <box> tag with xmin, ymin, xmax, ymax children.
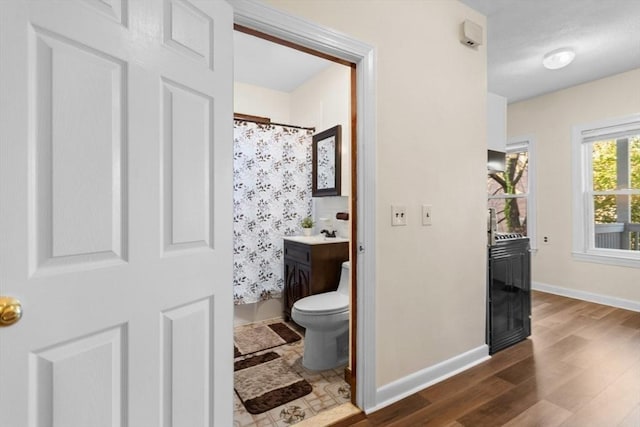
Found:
<box><xmin>370</xmin><ymin>344</ymin><xmax>489</xmax><ymax>414</ymax></box>
<box><xmin>533</xmin><ymin>281</ymin><xmax>640</xmax><ymax>312</ymax></box>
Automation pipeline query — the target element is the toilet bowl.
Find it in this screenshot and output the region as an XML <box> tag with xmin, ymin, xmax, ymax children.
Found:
<box><xmin>291</xmin><ymin>261</ymin><xmax>350</xmax><ymax>371</ymax></box>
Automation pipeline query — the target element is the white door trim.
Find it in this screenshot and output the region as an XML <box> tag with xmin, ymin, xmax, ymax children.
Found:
<box><xmin>231</xmin><ymin>0</ymin><xmax>377</xmax><ymax>412</ymax></box>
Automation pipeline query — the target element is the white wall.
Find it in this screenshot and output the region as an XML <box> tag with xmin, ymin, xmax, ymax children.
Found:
<box><xmin>508</xmin><ymin>68</ymin><xmax>640</xmax><ymax>304</ymax></box>
<box><xmin>291</xmin><ymin>63</ymin><xmax>352</xmax><ymax>196</ymax></box>
<box><xmin>234</xmin><ymin>81</ymin><xmax>291</xmax><ymax>123</ymax></box>
<box><xmin>487</xmin><ymin>92</ymin><xmax>507</xmax><ymax>152</ymax></box>
<box><xmin>291</xmin><ymin>63</ymin><xmax>352</xmax><ymax>237</ymax></box>
<box><xmin>265</xmin><ymin>0</ymin><xmax>488</xmax><ymax>389</ymax></box>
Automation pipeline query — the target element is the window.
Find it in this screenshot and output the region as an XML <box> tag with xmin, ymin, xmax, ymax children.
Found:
<box><xmin>572</xmin><ymin>114</ymin><xmax>640</xmax><ymax>267</ymax></box>
<box><xmin>488</xmin><ymin>137</ymin><xmax>536</xmax><ymax>246</ymax></box>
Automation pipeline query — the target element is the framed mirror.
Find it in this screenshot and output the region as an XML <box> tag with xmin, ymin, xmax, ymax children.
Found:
<box><xmin>312</xmin><ymin>125</ymin><xmax>342</xmax><ymax>197</ymax></box>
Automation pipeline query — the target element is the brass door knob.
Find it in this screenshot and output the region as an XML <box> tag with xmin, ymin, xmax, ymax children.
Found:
<box><xmin>0</xmin><ymin>297</ymin><xmax>22</xmax><ymax>326</ymax></box>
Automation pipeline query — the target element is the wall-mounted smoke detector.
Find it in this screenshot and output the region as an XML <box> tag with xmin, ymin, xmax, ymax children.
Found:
<box><xmin>460</xmin><ymin>20</ymin><xmax>483</xmax><ymax>48</ymax></box>
<box><xmin>542</xmin><ymin>48</ymin><xmax>576</xmax><ymax>70</ymax></box>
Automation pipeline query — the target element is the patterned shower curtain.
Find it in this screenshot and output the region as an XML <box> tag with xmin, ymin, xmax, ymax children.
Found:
<box><xmin>233</xmin><ymin>120</ymin><xmax>313</xmax><ymax>304</ymax></box>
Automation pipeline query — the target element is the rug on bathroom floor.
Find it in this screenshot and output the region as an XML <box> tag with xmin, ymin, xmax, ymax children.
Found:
<box><xmin>234</xmin><ymin>322</ymin><xmax>301</xmax><ymax>358</ymax></box>
<box><xmin>234</xmin><ymin>351</ymin><xmax>312</xmax><ymax>414</ymax></box>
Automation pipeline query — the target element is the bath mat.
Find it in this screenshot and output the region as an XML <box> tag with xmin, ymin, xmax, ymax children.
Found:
<box><xmin>234</xmin><ymin>351</ymin><xmax>312</xmax><ymax>414</ymax></box>
<box><xmin>234</xmin><ymin>322</ymin><xmax>301</xmax><ymax>358</ymax></box>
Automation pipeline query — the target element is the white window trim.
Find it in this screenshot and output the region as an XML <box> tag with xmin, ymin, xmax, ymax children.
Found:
<box><xmin>572</xmin><ymin>113</ymin><xmax>640</xmax><ymax>268</ymax></box>
<box><xmin>515</xmin><ymin>136</ymin><xmax>537</xmax><ymax>251</ymax></box>
<box><xmin>488</xmin><ymin>135</ymin><xmax>537</xmax><ymax>250</ymax></box>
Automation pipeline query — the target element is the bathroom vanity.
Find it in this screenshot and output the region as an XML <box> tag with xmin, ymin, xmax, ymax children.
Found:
<box><xmin>282</xmin><ymin>236</ymin><xmax>349</xmax><ymax>322</ymax></box>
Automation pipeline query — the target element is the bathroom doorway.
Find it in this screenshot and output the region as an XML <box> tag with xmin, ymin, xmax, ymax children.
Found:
<box><xmin>232</xmin><ymin>25</ymin><xmax>359</xmax><ymax>424</ymax></box>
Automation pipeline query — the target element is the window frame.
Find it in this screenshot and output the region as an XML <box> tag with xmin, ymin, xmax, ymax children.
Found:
<box><xmin>488</xmin><ymin>135</ymin><xmax>537</xmax><ymax>250</ymax></box>
<box><xmin>572</xmin><ymin>113</ymin><xmax>640</xmax><ymax>268</ymax></box>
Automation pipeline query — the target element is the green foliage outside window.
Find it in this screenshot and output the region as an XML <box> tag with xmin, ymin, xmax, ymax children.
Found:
<box><xmin>634</xmin><ymin>138</ymin><xmax>640</xmax><ymax>223</ymax></box>
<box><xmin>592</xmin><ymin>136</ymin><xmax>640</xmax><ymax>223</ymax></box>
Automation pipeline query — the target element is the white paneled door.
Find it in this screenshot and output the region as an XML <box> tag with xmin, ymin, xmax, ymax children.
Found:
<box><xmin>0</xmin><ymin>1</ymin><xmax>233</xmax><ymax>426</ymax></box>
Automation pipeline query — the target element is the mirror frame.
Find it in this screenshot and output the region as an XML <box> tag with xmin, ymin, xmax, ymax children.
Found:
<box><xmin>312</xmin><ymin>125</ymin><xmax>342</xmax><ymax>197</ymax></box>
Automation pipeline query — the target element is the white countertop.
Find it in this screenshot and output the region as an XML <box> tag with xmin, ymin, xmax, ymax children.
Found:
<box><xmin>283</xmin><ymin>235</ymin><xmax>350</xmax><ymax>245</ymax></box>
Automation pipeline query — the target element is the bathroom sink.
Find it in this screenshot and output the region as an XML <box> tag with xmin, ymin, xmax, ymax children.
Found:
<box><xmin>283</xmin><ymin>235</ymin><xmax>349</xmax><ymax>245</ymax></box>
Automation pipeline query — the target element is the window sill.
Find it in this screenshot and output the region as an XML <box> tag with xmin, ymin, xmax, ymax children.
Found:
<box><xmin>572</xmin><ymin>251</ymin><xmax>640</xmax><ymax>269</ymax></box>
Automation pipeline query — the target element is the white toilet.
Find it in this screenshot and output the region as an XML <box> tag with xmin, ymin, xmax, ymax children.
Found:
<box><xmin>291</xmin><ymin>261</ymin><xmax>350</xmax><ymax>371</ymax></box>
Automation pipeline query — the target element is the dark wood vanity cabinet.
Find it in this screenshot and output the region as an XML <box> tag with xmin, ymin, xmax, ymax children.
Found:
<box><xmin>283</xmin><ymin>239</ymin><xmax>349</xmax><ymax>321</ymax></box>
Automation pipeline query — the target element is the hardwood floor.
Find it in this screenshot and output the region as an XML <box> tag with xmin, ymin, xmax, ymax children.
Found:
<box><xmin>331</xmin><ymin>291</ymin><xmax>640</xmax><ymax>426</ymax></box>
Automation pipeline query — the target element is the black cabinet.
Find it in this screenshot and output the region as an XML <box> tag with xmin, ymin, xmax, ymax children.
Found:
<box><xmin>487</xmin><ymin>238</ymin><xmax>531</xmax><ymax>354</ymax></box>
<box><xmin>283</xmin><ymin>239</ymin><xmax>349</xmax><ymax>321</ymax></box>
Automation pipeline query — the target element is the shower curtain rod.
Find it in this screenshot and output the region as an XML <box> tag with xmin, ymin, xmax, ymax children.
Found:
<box><xmin>234</xmin><ymin>113</ymin><xmax>315</xmax><ymax>132</ymax></box>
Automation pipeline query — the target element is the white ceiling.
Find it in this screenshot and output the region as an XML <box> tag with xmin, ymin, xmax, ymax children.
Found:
<box><xmin>234</xmin><ymin>31</ymin><xmax>332</xmax><ymax>93</ymax></box>
<box><xmin>234</xmin><ymin>1</ymin><xmax>640</xmax><ymax>103</ymax></box>
<box><xmin>459</xmin><ymin>0</ymin><xmax>640</xmax><ymax>103</ymax></box>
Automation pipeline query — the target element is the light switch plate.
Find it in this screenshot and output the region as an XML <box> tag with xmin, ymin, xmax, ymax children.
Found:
<box><xmin>391</xmin><ymin>205</ymin><xmax>407</xmax><ymax>226</ymax></box>
<box><xmin>422</xmin><ymin>205</ymin><xmax>432</xmax><ymax>226</ymax></box>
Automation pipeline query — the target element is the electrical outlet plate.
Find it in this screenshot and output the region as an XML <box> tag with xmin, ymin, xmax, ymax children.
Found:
<box><xmin>422</xmin><ymin>205</ymin><xmax>432</xmax><ymax>226</ymax></box>
<box><xmin>391</xmin><ymin>205</ymin><xmax>407</xmax><ymax>226</ymax></box>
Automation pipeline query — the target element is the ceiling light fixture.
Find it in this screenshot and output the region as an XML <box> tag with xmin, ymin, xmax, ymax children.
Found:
<box><xmin>542</xmin><ymin>48</ymin><xmax>576</xmax><ymax>70</ymax></box>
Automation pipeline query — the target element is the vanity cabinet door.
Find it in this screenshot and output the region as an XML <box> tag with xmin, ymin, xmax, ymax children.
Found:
<box><xmin>283</xmin><ymin>261</ymin><xmax>311</xmax><ymax>321</ymax></box>
<box><xmin>283</xmin><ymin>258</ymin><xmax>299</xmax><ymax>321</ymax></box>
<box><xmin>297</xmin><ymin>264</ymin><xmax>311</xmax><ymax>298</ymax></box>
<box><xmin>282</xmin><ymin>239</ymin><xmax>349</xmax><ymax>322</ymax></box>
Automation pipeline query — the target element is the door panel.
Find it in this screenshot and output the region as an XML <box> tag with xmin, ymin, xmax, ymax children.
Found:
<box><xmin>30</xmin><ymin>325</ymin><xmax>126</xmax><ymax>427</ymax></box>
<box><xmin>161</xmin><ymin>297</ymin><xmax>213</xmax><ymax>427</ymax></box>
<box><xmin>31</xmin><ymin>25</ymin><xmax>127</xmax><ymax>273</ymax></box>
<box><xmin>164</xmin><ymin>0</ymin><xmax>214</xmax><ymax>69</ymax></box>
<box><xmin>0</xmin><ymin>1</ymin><xmax>233</xmax><ymax>426</ymax></box>
<box><xmin>161</xmin><ymin>77</ymin><xmax>214</xmax><ymax>253</ymax></box>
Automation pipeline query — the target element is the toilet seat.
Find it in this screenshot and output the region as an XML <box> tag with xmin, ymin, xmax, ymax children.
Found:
<box><xmin>293</xmin><ymin>292</ymin><xmax>348</xmax><ymax>315</ymax></box>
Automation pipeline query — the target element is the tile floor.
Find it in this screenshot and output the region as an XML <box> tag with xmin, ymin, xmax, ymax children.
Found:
<box><xmin>233</xmin><ymin>319</ymin><xmax>352</xmax><ymax>427</ymax></box>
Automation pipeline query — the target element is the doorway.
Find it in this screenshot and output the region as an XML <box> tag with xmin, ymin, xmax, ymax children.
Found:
<box><xmin>233</xmin><ymin>1</ymin><xmax>377</xmax><ymax>414</ymax></box>
<box><xmin>232</xmin><ymin>24</ymin><xmax>359</xmax><ymax>423</ymax></box>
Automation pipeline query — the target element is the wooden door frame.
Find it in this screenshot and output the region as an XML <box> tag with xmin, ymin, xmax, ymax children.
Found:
<box><xmin>232</xmin><ymin>0</ymin><xmax>377</xmax><ymax>412</ymax></box>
